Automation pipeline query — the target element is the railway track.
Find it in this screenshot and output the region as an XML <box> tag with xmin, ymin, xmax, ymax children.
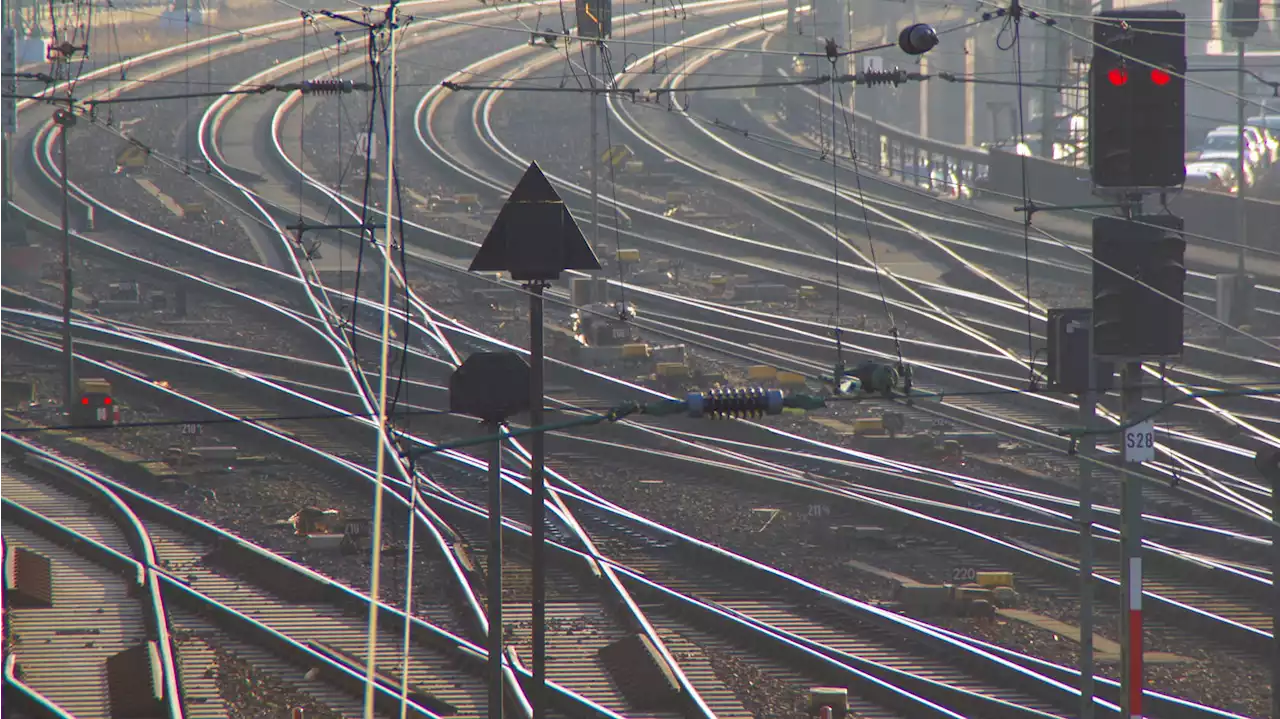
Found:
<box><xmin>403</xmin><ymin>17</ymin><xmax>1276</xmax><ymax>545</ymax></box>
<box><xmin>5</xmin><ymin>4</ymin><xmax>1269</xmax><ymax>711</ymax></box>
<box><xmin>0</xmin><ymin>439</ymin><xmax>552</xmax><ymax>719</ymax></box>
<box><xmin>1</xmin><ymin>462</ymin><xmax>184</xmax><ymax>719</ymax></box>
<box><xmin>602</xmin><ymin>28</ymin><xmax>1280</xmax><ymax>456</ymax></box>
<box><xmin>544</xmin><ymin>432</ymin><xmax>1275</xmax><ymax>653</ymax></box>
<box><xmin>0</xmin><ymin>318</ymin><xmax>1121</xmax><ymax>716</ymax></box>
<box><xmin>20</xmin><ymin>299</ymin><xmax>1269</xmax><ymax>711</ymax></box>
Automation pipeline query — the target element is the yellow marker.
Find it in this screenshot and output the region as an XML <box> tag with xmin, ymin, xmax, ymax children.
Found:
<box><xmin>777</xmin><ymin>371</ymin><xmax>806</xmax><ymax>387</ymax></box>
<box><xmin>747</xmin><ymin>365</ymin><xmax>777</xmax><ymax>380</ymax></box>
<box><xmin>976</xmin><ymin>571</ymin><xmax>1015</xmax><ymax>588</ymax></box>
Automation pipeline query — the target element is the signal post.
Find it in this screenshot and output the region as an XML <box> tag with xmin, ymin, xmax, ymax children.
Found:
<box><xmin>1087</xmin><ymin>11</ymin><xmax>1188</xmax><ymax>719</ymax></box>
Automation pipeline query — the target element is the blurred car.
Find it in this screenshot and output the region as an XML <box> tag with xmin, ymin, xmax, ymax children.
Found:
<box><xmin>1194</xmin><ymin>149</ymin><xmax>1254</xmax><ymax>189</ymax></box>
<box><xmin>1184</xmin><ymin>161</ymin><xmax>1236</xmax><ymax>194</ymax></box>
<box><xmin>1197</xmin><ymin>127</ymin><xmax>1266</xmax><ymax>169</ymax></box>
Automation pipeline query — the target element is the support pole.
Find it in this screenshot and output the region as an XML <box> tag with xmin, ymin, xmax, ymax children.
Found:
<box><xmin>527</xmin><ymin>280</ymin><xmax>547</xmax><ymax>719</ymax></box>
<box><xmin>486</xmin><ymin>423</ymin><xmax>504</xmax><ymax>719</ymax></box>
<box><xmin>0</xmin><ymin>0</ymin><xmax>10</xmax><ymax>204</ymax></box>
<box><xmin>1077</xmin><ymin>358</ymin><xmax>1097</xmax><ymax>719</ymax></box>
<box><xmin>1119</xmin><ymin>360</ymin><xmax>1144</xmax><ymax>719</ymax></box>
<box><xmin>1039</xmin><ymin>0</ymin><xmax>1059</xmax><ymax>158</ymax></box>
<box><xmin>57</xmin><ymin>108</ymin><xmax>75</xmax><ymax>417</ymax></box>
<box><xmin>1235</xmin><ymin>40</ymin><xmax>1247</xmax><ymax>272</ymax></box>
<box><xmin>589</xmin><ymin>42</ymin><xmax>600</xmax><ymax>249</ymax></box>
<box><xmin>1272</xmin><ymin>459</ymin><xmax>1279</xmax><ymax>719</ymax></box>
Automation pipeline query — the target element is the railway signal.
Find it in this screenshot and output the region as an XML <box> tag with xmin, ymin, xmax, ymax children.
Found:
<box><xmin>71</xmin><ymin>378</ymin><xmax>115</xmax><ymax>428</ymax></box>
<box><xmin>1086</xmin><ymin>13</ymin><xmax>1189</xmax><ymax>706</ymax></box>
<box><xmin>1226</xmin><ymin>0</ymin><xmax>1261</xmax><ymax>39</ymax></box>
<box><xmin>1088</xmin><ymin>10</ymin><xmax>1187</xmax><ymax>191</ymax></box>
<box><xmin>1091</xmin><ymin>215</ymin><xmax>1187</xmax><ymax>359</ymax></box>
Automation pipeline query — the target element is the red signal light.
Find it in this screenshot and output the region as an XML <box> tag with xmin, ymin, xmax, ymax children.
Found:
<box><xmin>1150</xmin><ymin>68</ymin><xmax>1171</xmax><ymax>86</ymax></box>
<box><xmin>81</xmin><ymin>397</ymin><xmax>89</xmax><ymax>405</ymax></box>
<box><xmin>103</xmin><ymin>396</ymin><xmax>112</xmax><ymax>405</ymax></box>
<box><xmin>1107</xmin><ymin>68</ymin><xmax>1129</xmax><ymax>86</ymax></box>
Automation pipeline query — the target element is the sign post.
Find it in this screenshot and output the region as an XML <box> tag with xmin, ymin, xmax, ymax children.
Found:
<box><xmin>469</xmin><ymin>162</ymin><xmax>599</xmax><ymax>719</ymax></box>
<box><xmin>450</xmin><ymin>351</ymin><xmax>532</xmax><ymax>719</ymax></box>
<box><xmin>1120</xmin><ymin>362</ymin><xmax>1146</xmax><ymax>719</ymax></box>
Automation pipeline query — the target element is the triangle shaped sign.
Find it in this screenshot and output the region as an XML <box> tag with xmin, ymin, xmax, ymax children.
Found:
<box><xmin>470</xmin><ymin>161</ymin><xmax>601</xmax><ymax>281</ymax></box>
<box><xmin>505</xmin><ymin>162</ymin><xmax>562</xmax><ymax>204</ymax></box>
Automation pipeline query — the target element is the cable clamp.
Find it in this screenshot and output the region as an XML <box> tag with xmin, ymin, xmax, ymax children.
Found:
<box><xmin>824</xmin><ymin>38</ymin><xmax>839</xmax><ymax>61</ymax></box>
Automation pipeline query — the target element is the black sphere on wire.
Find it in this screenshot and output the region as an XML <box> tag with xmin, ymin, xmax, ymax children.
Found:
<box><xmin>898</xmin><ymin>23</ymin><xmax>939</xmax><ymax>56</ymax></box>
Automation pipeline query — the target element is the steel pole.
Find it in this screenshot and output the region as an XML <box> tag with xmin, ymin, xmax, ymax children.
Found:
<box><xmin>1039</xmin><ymin>0</ymin><xmax>1059</xmax><ymax>159</ymax></box>
<box><xmin>1119</xmin><ymin>360</ymin><xmax>1144</xmax><ymax>719</ymax></box>
<box><xmin>1077</xmin><ymin>360</ymin><xmax>1097</xmax><ymax>719</ymax></box>
<box><xmin>487</xmin><ymin>424</ymin><xmax>504</xmax><ymax>719</ymax></box>
<box><xmin>589</xmin><ymin>42</ymin><xmax>600</xmax><ymax>250</ymax></box>
<box><xmin>527</xmin><ymin>280</ymin><xmax>547</xmax><ymax>719</ymax></box>
<box><xmin>0</xmin><ymin>0</ymin><xmax>10</xmax><ymax>203</ymax></box>
<box><xmin>1235</xmin><ymin>40</ymin><xmax>1247</xmax><ymax>274</ymax></box>
<box><xmin>1272</xmin><ymin>459</ymin><xmax>1279</xmax><ymax>719</ymax></box>
<box><xmin>57</xmin><ymin>110</ymin><xmax>75</xmax><ymax>417</ymax></box>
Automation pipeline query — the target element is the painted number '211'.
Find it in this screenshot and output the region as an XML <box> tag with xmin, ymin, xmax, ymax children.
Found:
<box><xmin>1127</xmin><ymin>432</ymin><xmax>1154</xmax><ymax>449</ymax></box>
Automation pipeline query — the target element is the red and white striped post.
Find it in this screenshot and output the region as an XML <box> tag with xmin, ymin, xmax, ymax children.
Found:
<box><xmin>292</xmin><ymin>707</ymin><xmax>304</xmax><ymax>719</ymax></box>
<box><xmin>1119</xmin><ymin>361</ymin><xmax>1145</xmax><ymax>719</ymax></box>
<box><xmin>1127</xmin><ymin>556</ymin><xmax>1143</xmax><ymax>719</ymax></box>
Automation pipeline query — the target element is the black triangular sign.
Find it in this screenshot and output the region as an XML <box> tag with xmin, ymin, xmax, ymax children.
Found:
<box><xmin>470</xmin><ymin>161</ymin><xmax>601</xmax><ymax>281</ymax></box>
<box><xmin>506</xmin><ymin>162</ymin><xmax>562</xmax><ymax>204</ymax></box>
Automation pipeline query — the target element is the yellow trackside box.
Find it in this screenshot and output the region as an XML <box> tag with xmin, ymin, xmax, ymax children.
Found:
<box><xmin>656</xmin><ymin>362</ymin><xmax>688</xmax><ymax>378</ymax></box>
<box><xmin>798</xmin><ymin>285</ymin><xmax>819</xmax><ymax>299</ymax></box>
<box><xmin>747</xmin><ymin>365</ymin><xmax>777</xmax><ymax>380</ymax></box>
<box><xmin>853</xmin><ymin>418</ymin><xmax>884</xmax><ymax>435</ymax></box>
<box><xmin>617</xmin><ymin>249</ymin><xmax>641</xmax><ymax>264</ymax></box>
<box><xmin>621</xmin><ymin>343</ymin><xmax>651</xmax><ymax>359</ymax></box>
<box><xmin>976</xmin><ymin>571</ymin><xmax>1014</xmax><ymax>588</ymax></box>
<box><xmin>455</xmin><ymin>193</ymin><xmax>480</xmax><ymax>204</ymax></box>
<box><xmin>776</xmin><ymin>372</ymin><xmax>806</xmax><ymax>388</ymax></box>
<box><xmin>709</xmin><ymin>275</ymin><xmax>728</xmax><ymax>286</ymax></box>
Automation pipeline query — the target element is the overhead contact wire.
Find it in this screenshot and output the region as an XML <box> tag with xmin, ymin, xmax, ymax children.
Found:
<box><xmin>362</xmin><ymin>3</ymin><xmax>400</xmax><ymax>716</ymax></box>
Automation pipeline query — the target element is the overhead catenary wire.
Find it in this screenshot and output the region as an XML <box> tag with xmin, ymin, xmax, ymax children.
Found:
<box><xmin>77</xmin><ymin>47</ymin><xmax>1280</xmax><ymax>388</ymax></box>
<box><xmin>826</xmin><ymin>49</ymin><xmax>844</xmax><ymax>373</ymax></box>
<box><xmin>417</xmin><ymin>11</ymin><xmax>998</xmax><ymax>61</ymax></box>
<box><xmin>998</xmin><ymin>0</ymin><xmax>1041</xmax><ymax>390</ymax></box>
<box><xmin>361</xmin><ymin>3</ymin><xmax>400</xmax><ymax>718</ymax></box>
<box><xmin>834</xmin><ymin>71</ymin><xmax>901</xmax><ymax>366</ymax></box>
<box><xmin>4</xmin><ymin>376</ymin><xmax>1276</xmax><ymax>435</ymax></box>
<box><xmin>599</xmin><ymin>41</ymin><xmax>631</xmax><ymax>314</ymax></box>
<box><xmin>1022</xmin><ymin>5</ymin><xmax>1280</xmax><ymax>116</ymax></box>
<box><xmin>625</xmin><ymin>94</ymin><xmax>1280</xmax><ymax>346</ymax></box>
